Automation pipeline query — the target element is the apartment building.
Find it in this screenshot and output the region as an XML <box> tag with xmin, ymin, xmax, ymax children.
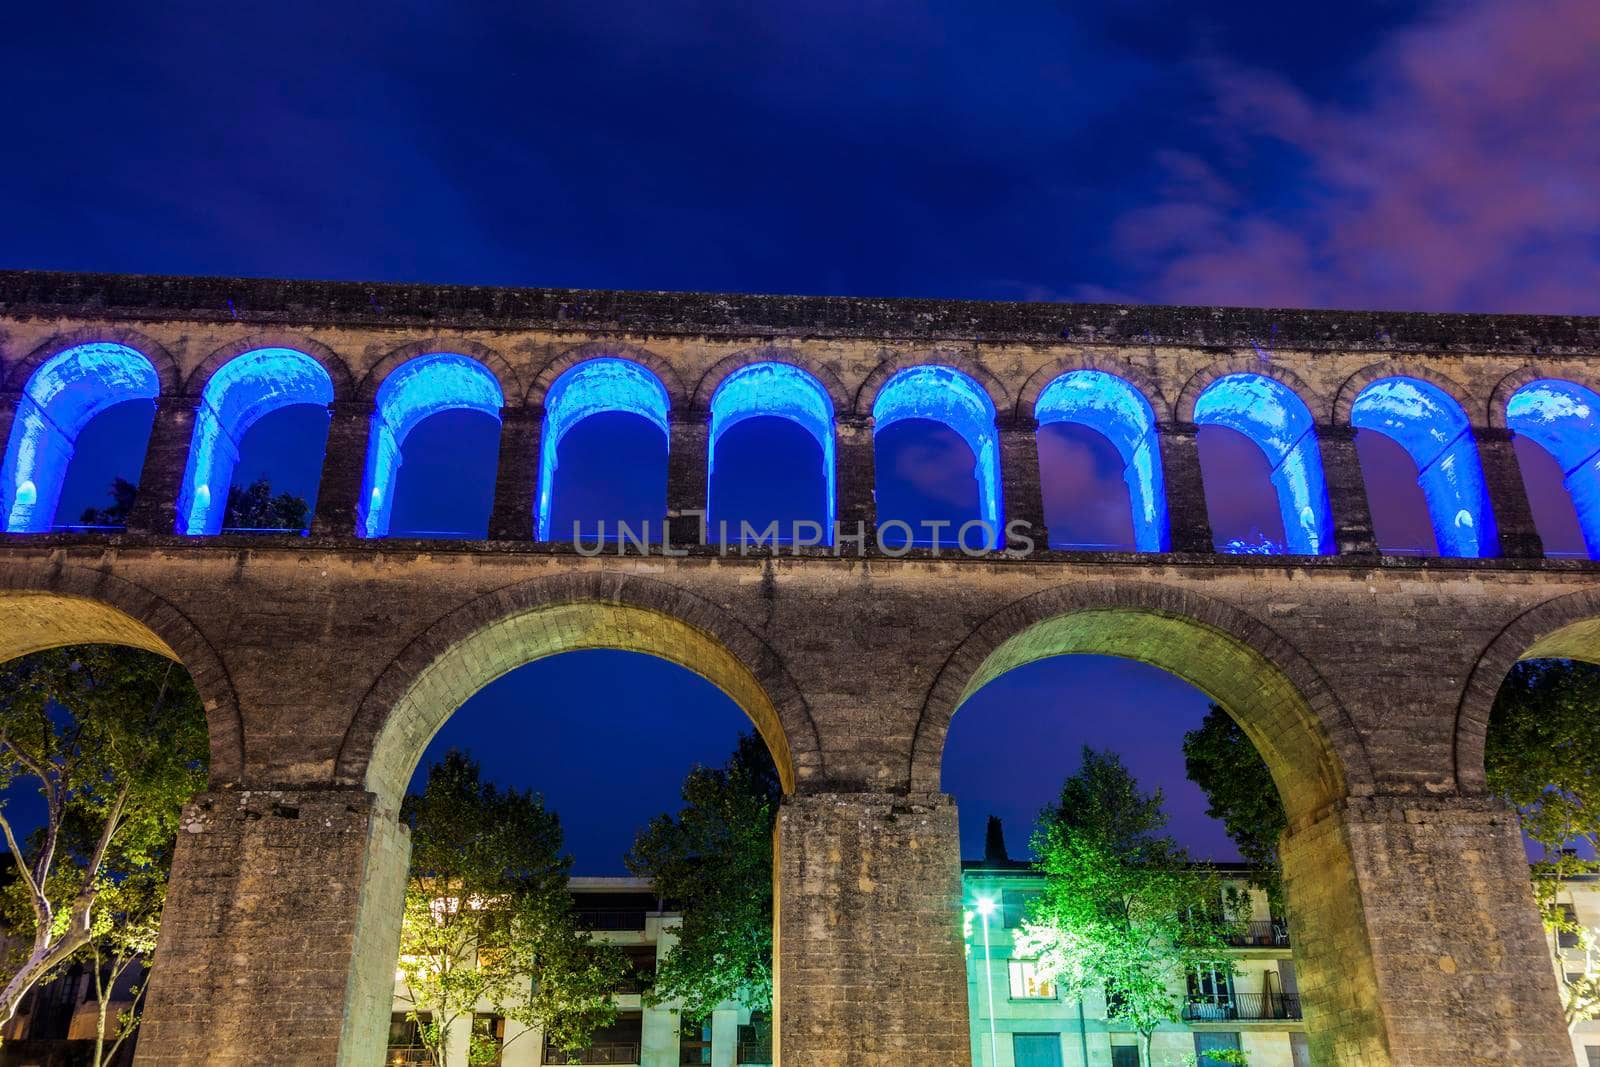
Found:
<box><xmin>1558</xmin><ymin>875</ymin><xmax>1600</xmax><ymax>1067</ymax></box>
<box><xmin>385</xmin><ymin>877</ymin><xmax>768</xmax><ymax>1067</ymax></box>
<box><xmin>963</xmin><ymin>861</ymin><xmax>1307</xmax><ymax>1067</ymax></box>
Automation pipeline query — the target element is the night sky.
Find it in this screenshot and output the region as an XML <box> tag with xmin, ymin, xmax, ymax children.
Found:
<box><xmin>8</xmin><ymin>0</ymin><xmax>1599</xmax><ymax>872</ymax></box>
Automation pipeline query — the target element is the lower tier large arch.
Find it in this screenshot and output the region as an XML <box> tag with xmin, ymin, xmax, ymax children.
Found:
<box><xmin>0</xmin><ymin>567</ymin><xmax>243</xmax><ymax>784</ymax></box>
<box><xmin>910</xmin><ymin>580</ymin><xmax>1369</xmax><ymax>828</ymax></box>
<box><xmin>338</xmin><ymin>571</ymin><xmax>821</xmax><ymax>807</ymax></box>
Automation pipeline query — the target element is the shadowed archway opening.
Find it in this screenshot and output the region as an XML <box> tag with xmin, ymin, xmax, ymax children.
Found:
<box><xmin>1351</xmin><ymin>377</ymin><xmax>1495</xmax><ymax>557</ymax></box>
<box><xmin>2</xmin><ymin>344</ymin><xmax>159</xmax><ymax>533</ymax></box>
<box><xmin>1194</xmin><ymin>374</ymin><xmax>1332</xmax><ymax>556</ymax></box>
<box><xmin>178</xmin><ymin>348</ymin><xmax>333</xmax><ymax>535</ymax></box>
<box><xmin>360</xmin><ymin>353</ymin><xmax>504</xmax><ymax>539</ymax></box>
<box><xmin>537</xmin><ymin>359</ymin><xmax>670</xmax><ymax>543</ymax></box>
<box><xmin>1506</xmin><ymin>380</ymin><xmax>1600</xmax><ymax>560</ymax></box>
<box><xmin>873</xmin><ymin>366</ymin><xmax>1000</xmax><ymax>550</ymax></box>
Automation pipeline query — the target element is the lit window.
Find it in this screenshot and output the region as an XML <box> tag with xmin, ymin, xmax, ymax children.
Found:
<box><xmin>1008</xmin><ymin>959</ymin><xmax>1057</xmax><ymax>999</ymax></box>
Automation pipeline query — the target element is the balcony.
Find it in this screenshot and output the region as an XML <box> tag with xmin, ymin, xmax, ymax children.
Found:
<box><xmin>1225</xmin><ymin>920</ymin><xmax>1290</xmax><ymax>948</ymax></box>
<box><xmin>737</xmin><ymin>1040</ymin><xmax>773</xmax><ymax>1065</ymax></box>
<box><xmin>386</xmin><ymin>1051</ymin><xmax>434</xmax><ymax>1067</ymax></box>
<box><xmin>1182</xmin><ymin>993</ymin><xmax>1302</xmax><ymax>1022</ymax></box>
<box><xmin>543</xmin><ymin>1043</ymin><xmax>641</xmax><ymax>1064</ymax></box>
<box><xmin>576</xmin><ymin>908</ymin><xmax>648</xmax><ymax>932</ymax></box>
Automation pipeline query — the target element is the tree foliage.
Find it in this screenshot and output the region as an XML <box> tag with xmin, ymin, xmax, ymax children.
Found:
<box><xmin>0</xmin><ymin>645</ymin><xmax>208</xmax><ymax>1031</ymax></box>
<box><xmin>1485</xmin><ymin>659</ymin><xmax>1600</xmax><ymax>1029</ymax></box>
<box><xmin>1182</xmin><ymin>705</ymin><xmax>1286</xmax><ymax>910</ymax></box>
<box><xmin>221</xmin><ymin>477</ymin><xmax>309</xmax><ymax>531</ymax></box>
<box><xmin>626</xmin><ymin>732</ymin><xmax>780</xmax><ymax>1020</ymax></box>
<box><xmin>78</xmin><ymin>478</ymin><xmax>139</xmax><ymax>527</ymax></box>
<box><xmin>1016</xmin><ymin>748</ymin><xmax>1242</xmax><ymax>1059</ymax></box>
<box><xmin>397</xmin><ymin>751</ymin><xmax>624</xmax><ymax>1064</ymax></box>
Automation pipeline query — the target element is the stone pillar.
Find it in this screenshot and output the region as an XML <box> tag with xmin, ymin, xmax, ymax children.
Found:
<box><xmin>834</xmin><ymin>414</ymin><xmax>876</xmax><ymax>549</ymax></box>
<box><xmin>710</xmin><ymin>1008</ymin><xmax>738</xmax><ymax>1067</ymax></box>
<box><xmin>0</xmin><ymin>391</ymin><xmax>18</xmax><ymax>454</ymax></box>
<box><xmin>135</xmin><ymin>788</ymin><xmax>409</xmax><ymax>1067</ymax></box>
<box><xmin>310</xmin><ymin>402</ymin><xmax>373</xmax><ymax>538</ymax></box>
<box><xmin>998</xmin><ymin>417</ymin><xmax>1049</xmax><ymax>551</ymax></box>
<box><xmin>1280</xmin><ymin>795</ymin><xmax>1570</xmax><ymax>1067</ymax></box>
<box><xmin>1157</xmin><ymin>423</ymin><xmax>1212</xmax><ymax>553</ymax></box>
<box><xmin>775</xmin><ymin>792</ymin><xmax>970</xmax><ymax>1067</ymax></box>
<box><xmin>488</xmin><ymin>406</ymin><xmax>541</xmax><ymax>541</ymax></box>
<box><xmin>1317</xmin><ymin>426</ymin><xmax>1379</xmax><ymax>556</ymax></box>
<box><xmin>126</xmin><ymin>396</ymin><xmax>200</xmax><ymax>535</ymax></box>
<box><xmin>1475</xmin><ymin>427</ymin><xmax>1544</xmax><ymax>559</ymax></box>
<box><xmin>666</xmin><ymin>409</ymin><xmax>709</xmax><ymax>546</ymax></box>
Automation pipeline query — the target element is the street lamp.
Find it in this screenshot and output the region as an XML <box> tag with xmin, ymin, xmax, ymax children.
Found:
<box><xmin>976</xmin><ymin>896</ymin><xmax>1000</xmax><ymax>1067</ymax></box>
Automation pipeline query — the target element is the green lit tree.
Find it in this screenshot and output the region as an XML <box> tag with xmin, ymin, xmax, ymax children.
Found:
<box><xmin>1016</xmin><ymin>748</ymin><xmax>1242</xmax><ymax>1063</ymax></box>
<box><xmin>626</xmin><ymin>732</ymin><xmax>780</xmax><ymax>1021</ymax></box>
<box><xmin>222</xmin><ymin>477</ymin><xmax>309</xmax><ymax>531</ymax></box>
<box><xmin>397</xmin><ymin>750</ymin><xmax>624</xmax><ymax>1065</ymax></box>
<box><xmin>1485</xmin><ymin>659</ymin><xmax>1600</xmax><ymax>1030</ymax></box>
<box><xmin>1182</xmin><ymin>705</ymin><xmax>1286</xmax><ymax>911</ymax></box>
<box><xmin>0</xmin><ymin>645</ymin><xmax>208</xmax><ymax>1031</ymax></box>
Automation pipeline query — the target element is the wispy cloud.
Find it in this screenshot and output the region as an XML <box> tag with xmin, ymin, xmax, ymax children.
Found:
<box><xmin>1100</xmin><ymin>0</ymin><xmax>1600</xmax><ymax>313</ymax></box>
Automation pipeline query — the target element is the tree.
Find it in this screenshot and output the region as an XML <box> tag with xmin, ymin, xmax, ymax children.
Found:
<box><xmin>626</xmin><ymin>732</ymin><xmax>780</xmax><ymax>1021</ymax></box>
<box><xmin>0</xmin><ymin>645</ymin><xmax>208</xmax><ymax>1031</ymax></box>
<box><xmin>1016</xmin><ymin>748</ymin><xmax>1242</xmax><ymax>1063</ymax></box>
<box><xmin>397</xmin><ymin>750</ymin><xmax>624</xmax><ymax>1065</ymax></box>
<box><xmin>80</xmin><ymin>862</ymin><xmax>165</xmax><ymax>1065</ymax></box>
<box><xmin>222</xmin><ymin>477</ymin><xmax>309</xmax><ymax>531</ymax></box>
<box><xmin>1182</xmin><ymin>705</ymin><xmax>1286</xmax><ymax>910</ymax></box>
<box><xmin>79</xmin><ymin>478</ymin><xmax>139</xmax><ymax>527</ymax></box>
<box><xmin>1485</xmin><ymin>659</ymin><xmax>1600</xmax><ymax>1030</ymax></box>
<box><xmin>984</xmin><ymin>815</ymin><xmax>1010</xmax><ymax>863</ymax></box>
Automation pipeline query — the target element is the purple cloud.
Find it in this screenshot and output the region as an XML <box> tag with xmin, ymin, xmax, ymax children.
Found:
<box><xmin>1101</xmin><ymin>0</ymin><xmax>1600</xmax><ymax>314</ymax></box>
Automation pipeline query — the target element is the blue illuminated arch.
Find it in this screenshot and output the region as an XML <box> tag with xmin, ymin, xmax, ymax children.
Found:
<box><xmin>1350</xmin><ymin>377</ymin><xmax>1495</xmax><ymax>557</ymax></box>
<box><xmin>1507</xmin><ymin>379</ymin><xmax>1600</xmax><ymax>559</ymax></box>
<box><xmin>177</xmin><ymin>348</ymin><xmax>335</xmax><ymax>535</ymax></box>
<box><xmin>1</xmin><ymin>343</ymin><xmax>160</xmax><ymax>532</ymax></box>
<box><xmin>1035</xmin><ymin>370</ymin><xmax>1167</xmax><ymax>552</ymax></box>
<box><xmin>358</xmin><ymin>353</ymin><xmax>504</xmax><ymax>538</ymax></box>
<box><xmin>536</xmin><ymin>358</ymin><xmax>671</xmax><ymax>541</ymax></box>
<box><xmin>872</xmin><ymin>365</ymin><xmax>1000</xmax><ymax>547</ymax></box>
<box><xmin>1193</xmin><ymin>373</ymin><xmax>1332</xmax><ymax>555</ymax></box>
<box><xmin>708</xmin><ymin>362</ymin><xmax>836</xmax><ymax>536</ymax></box>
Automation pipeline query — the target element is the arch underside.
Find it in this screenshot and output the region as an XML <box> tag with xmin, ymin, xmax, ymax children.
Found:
<box><xmin>940</xmin><ymin>607</ymin><xmax>1347</xmax><ymax>828</ymax></box>
<box><xmin>0</xmin><ymin>588</ymin><xmax>242</xmax><ymax>786</ymax></box>
<box><xmin>361</xmin><ymin>600</ymin><xmax>797</xmax><ymax>808</ymax></box>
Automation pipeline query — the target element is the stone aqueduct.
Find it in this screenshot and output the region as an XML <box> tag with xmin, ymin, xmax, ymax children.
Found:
<box><xmin>1</xmin><ymin>270</ymin><xmax>1598</xmax><ymax>1066</ymax></box>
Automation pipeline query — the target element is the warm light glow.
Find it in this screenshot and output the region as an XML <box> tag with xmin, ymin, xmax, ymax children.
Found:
<box><xmin>359</xmin><ymin>352</ymin><xmax>504</xmax><ymax>538</ymax></box>
<box><xmin>1507</xmin><ymin>378</ymin><xmax>1600</xmax><ymax>560</ymax></box>
<box><xmin>1035</xmin><ymin>369</ymin><xmax>1167</xmax><ymax>551</ymax></box>
<box><xmin>536</xmin><ymin>357</ymin><xmax>670</xmax><ymax>540</ymax></box>
<box><xmin>1351</xmin><ymin>376</ymin><xmax>1496</xmax><ymax>557</ymax></box>
<box><xmin>873</xmin><ymin>365</ymin><xmax>1001</xmax><ymax>547</ymax></box>
<box><xmin>1</xmin><ymin>342</ymin><xmax>159</xmax><ymax>532</ymax></box>
<box><xmin>1194</xmin><ymin>373</ymin><xmax>1332</xmax><ymax>555</ymax></box>
<box><xmin>177</xmin><ymin>348</ymin><xmax>334</xmax><ymax>535</ymax></box>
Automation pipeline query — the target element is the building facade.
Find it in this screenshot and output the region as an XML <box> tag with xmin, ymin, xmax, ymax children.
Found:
<box><xmin>385</xmin><ymin>869</ymin><xmax>1600</xmax><ymax>1067</ymax></box>
<box><xmin>385</xmin><ymin>878</ymin><xmax>768</xmax><ymax>1067</ymax></box>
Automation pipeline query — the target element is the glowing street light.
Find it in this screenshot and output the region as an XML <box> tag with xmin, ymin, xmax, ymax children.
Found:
<box><xmin>975</xmin><ymin>895</ymin><xmax>999</xmax><ymax>1067</ymax></box>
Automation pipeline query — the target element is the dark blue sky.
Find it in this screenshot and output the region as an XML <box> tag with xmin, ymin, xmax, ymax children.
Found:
<box><xmin>12</xmin><ymin>0</ymin><xmax>1599</xmax><ymax>871</ymax></box>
